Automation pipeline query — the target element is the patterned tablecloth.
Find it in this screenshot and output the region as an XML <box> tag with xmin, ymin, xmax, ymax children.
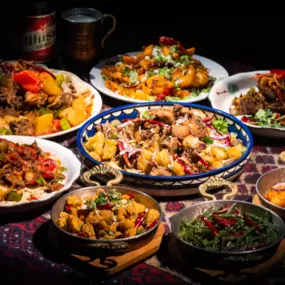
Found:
<box><xmin>1</xmin><ymin>62</ymin><xmax>285</xmax><ymax>285</ymax></box>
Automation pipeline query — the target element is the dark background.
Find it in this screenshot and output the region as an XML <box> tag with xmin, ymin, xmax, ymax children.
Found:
<box><xmin>0</xmin><ymin>0</ymin><xmax>283</xmax><ymax>71</ymax></box>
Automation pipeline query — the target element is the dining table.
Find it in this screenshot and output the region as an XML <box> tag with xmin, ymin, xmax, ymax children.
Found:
<box><xmin>1</xmin><ymin>58</ymin><xmax>285</xmax><ymax>285</ymax></box>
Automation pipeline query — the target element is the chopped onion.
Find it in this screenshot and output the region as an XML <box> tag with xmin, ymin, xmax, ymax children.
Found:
<box><xmin>209</xmin><ymin>132</ymin><xmax>229</xmax><ymax>140</ymax></box>
<box><xmin>272</xmin><ymin>183</ymin><xmax>285</xmax><ymax>191</ymax></box>
<box><xmin>117</xmin><ymin>121</ymin><xmax>133</xmax><ymax>129</ymax></box>
<box><xmin>117</xmin><ymin>139</ymin><xmax>133</xmax><ymax>151</ymax></box>
<box><xmin>176</xmin><ymin>114</ymin><xmax>188</xmax><ymax>124</ymax></box>
<box><xmin>128</xmin><ymin>148</ymin><xmax>143</xmax><ymax>157</ymax></box>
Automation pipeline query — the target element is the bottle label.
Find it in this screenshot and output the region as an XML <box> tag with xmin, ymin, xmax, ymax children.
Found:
<box><xmin>22</xmin><ymin>12</ymin><xmax>56</xmax><ymax>63</ymax></box>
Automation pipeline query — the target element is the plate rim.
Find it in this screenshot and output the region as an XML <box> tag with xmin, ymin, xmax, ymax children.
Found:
<box><xmin>76</xmin><ymin>101</ymin><xmax>253</xmax><ymax>181</ymax></box>
<box><xmin>89</xmin><ymin>51</ymin><xmax>229</xmax><ymax>104</ymax></box>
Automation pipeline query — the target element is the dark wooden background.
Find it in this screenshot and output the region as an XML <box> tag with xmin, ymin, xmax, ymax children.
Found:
<box><xmin>0</xmin><ymin>0</ymin><xmax>283</xmax><ymax>71</ymax></box>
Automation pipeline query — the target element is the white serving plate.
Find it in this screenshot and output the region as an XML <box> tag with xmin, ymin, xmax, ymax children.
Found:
<box><xmin>90</xmin><ymin>52</ymin><xmax>229</xmax><ymax>103</ymax></box>
<box><xmin>0</xmin><ymin>136</ymin><xmax>81</xmax><ymax>212</ymax></box>
<box><xmin>208</xmin><ymin>70</ymin><xmax>285</xmax><ymax>138</ymax></box>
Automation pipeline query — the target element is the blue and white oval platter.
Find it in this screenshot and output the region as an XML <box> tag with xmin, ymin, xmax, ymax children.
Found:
<box><xmin>77</xmin><ymin>102</ymin><xmax>253</xmax><ymax>196</ymax></box>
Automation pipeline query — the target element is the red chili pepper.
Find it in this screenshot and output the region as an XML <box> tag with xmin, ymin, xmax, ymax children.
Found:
<box><xmin>159</xmin><ymin>36</ymin><xmax>186</xmax><ymax>52</ymax></box>
<box><xmin>244</xmin><ymin>214</ymin><xmax>263</xmax><ymax>232</ymax></box>
<box><xmin>41</xmin><ymin>172</ymin><xmax>54</xmax><ymax>180</ymax></box>
<box><xmin>136</xmin><ymin>119</ymin><xmax>166</xmax><ymax>127</ymax></box>
<box><xmin>27</xmin><ymin>196</ymin><xmax>37</xmax><ymax>201</ymax></box>
<box><xmin>127</xmin><ymin>193</ymin><xmax>135</xmax><ymax>199</ymax></box>
<box><xmin>65</xmin><ymin>204</ymin><xmax>71</xmax><ymax>212</ymax></box>
<box><xmin>214</xmin><ymin>204</ymin><xmax>231</xmax><ymax>214</ymax></box>
<box><xmin>199</xmin><ymin>157</ymin><xmax>212</xmax><ymax>170</ymax></box>
<box><xmin>174</xmin><ymin>155</ymin><xmax>193</xmax><ymax>174</ymax></box>
<box><xmin>134</xmin><ymin>209</ymin><xmax>148</xmax><ymax>228</ymax></box>
<box><xmin>232</xmin><ymin>232</ymin><xmax>244</xmax><ymax>237</ymax></box>
<box><xmin>232</xmin><ymin>209</ymin><xmax>241</xmax><ymax>215</ymax></box>
<box><xmin>241</xmin><ymin>116</ymin><xmax>250</xmax><ymax>123</ymax></box>
<box><xmin>97</xmin><ymin>203</ymin><xmax>113</xmax><ymax>210</ymax></box>
<box><xmin>155</xmin><ymin>88</ymin><xmax>173</xmax><ymax>101</ymax></box>
<box><xmin>122</xmin><ymin>118</ymin><xmax>131</xmax><ymax>123</ymax></box>
<box><xmin>77</xmin><ymin>209</ymin><xmax>91</xmax><ymax>217</ymax></box>
<box><xmin>146</xmin><ymin>218</ymin><xmax>159</xmax><ymax>230</ymax></box>
<box><xmin>212</xmin><ymin>214</ymin><xmax>237</xmax><ymax>227</ymax></box>
<box><xmin>118</xmin><ymin>141</ymin><xmax>132</xmax><ymax>168</ymax></box>
<box><xmin>201</xmin><ymin>216</ymin><xmax>219</xmax><ymax>235</ymax></box>
<box><xmin>12</xmin><ymin>70</ymin><xmax>41</xmax><ymax>93</ymax></box>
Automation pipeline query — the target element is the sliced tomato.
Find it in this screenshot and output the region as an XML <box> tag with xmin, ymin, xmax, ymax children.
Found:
<box><xmin>40</xmin><ymin>158</ymin><xmax>57</xmax><ymax>172</ymax></box>
<box><xmin>52</xmin><ymin>119</ymin><xmax>61</xmax><ymax>131</ymax></box>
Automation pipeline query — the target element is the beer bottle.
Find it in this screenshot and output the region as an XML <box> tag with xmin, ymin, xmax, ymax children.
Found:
<box><xmin>22</xmin><ymin>0</ymin><xmax>56</xmax><ymax>64</ymax></box>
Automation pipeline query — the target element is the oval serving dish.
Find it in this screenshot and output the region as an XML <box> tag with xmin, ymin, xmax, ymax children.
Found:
<box><xmin>77</xmin><ymin>102</ymin><xmax>253</xmax><ymax>195</ymax></box>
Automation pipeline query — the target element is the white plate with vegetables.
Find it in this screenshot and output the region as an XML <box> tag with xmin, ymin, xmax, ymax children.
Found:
<box><xmin>208</xmin><ymin>70</ymin><xmax>285</xmax><ymax>138</ymax></box>
<box><xmin>0</xmin><ymin>136</ymin><xmax>81</xmax><ymax>212</ymax></box>
<box><xmin>89</xmin><ymin>37</ymin><xmax>228</xmax><ymax>103</ymax></box>
<box><xmin>0</xmin><ymin>60</ymin><xmax>102</xmax><ymax>139</ymax></box>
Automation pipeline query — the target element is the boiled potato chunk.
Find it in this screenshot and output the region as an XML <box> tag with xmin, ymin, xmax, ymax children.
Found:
<box><xmin>211</xmin><ymin>147</ymin><xmax>229</xmax><ymax>161</ymax></box>
<box><xmin>34</xmin><ymin>113</ymin><xmax>53</xmax><ymax>135</ymax></box>
<box><xmin>182</xmin><ymin>135</ymin><xmax>199</xmax><ymax>148</ymax></box>
<box><xmin>89</xmin><ymin>151</ymin><xmax>102</xmax><ymax>161</ymax></box>
<box><xmin>154</xmin><ymin>149</ymin><xmax>170</xmax><ymax>167</ymax></box>
<box><xmin>72</xmin><ymin>96</ymin><xmax>85</xmax><ymax>111</ymax></box>
<box><xmin>59</xmin><ymin>107</ymin><xmax>88</xmax><ymax>127</ymax></box>
<box><xmin>137</xmin><ymin>149</ymin><xmax>153</xmax><ymax>172</ymax></box>
<box><xmin>102</xmin><ymin>139</ymin><xmax>117</xmax><ymax>160</ymax></box>
<box><xmin>227</xmin><ymin>146</ymin><xmax>243</xmax><ymax>159</ymax></box>
<box><xmin>212</xmin><ymin>161</ymin><xmax>223</xmax><ymax>169</ymax></box>
<box><xmin>172</xmin><ymin>160</ymin><xmax>185</xmax><ymax>176</ymax></box>
<box><xmin>85</xmin><ymin>131</ymin><xmax>105</xmax><ymax>155</ymax></box>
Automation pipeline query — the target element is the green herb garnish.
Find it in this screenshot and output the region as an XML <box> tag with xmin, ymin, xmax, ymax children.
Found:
<box><xmin>202</xmin><ymin>136</ymin><xmax>214</xmax><ymax>144</ymax></box>
<box><xmin>122</xmin><ymin>66</ymin><xmax>131</xmax><ymax>76</ymax></box>
<box><xmin>108</xmin><ymin>189</ymin><xmax>121</xmax><ymax>201</ymax></box>
<box><xmin>96</xmin><ymin>192</ymin><xmax>108</xmax><ymax>205</ymax></box>
<box><xmin>212</xmin><ymin>119</ymin><xmax>228</xmax><ymax>134</ymax></box>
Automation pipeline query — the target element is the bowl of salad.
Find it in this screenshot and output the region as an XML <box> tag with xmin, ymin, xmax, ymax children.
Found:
<box><xmin>171</xmin><ymin>177</ymin><xmax>285</xmax><ymax>270</ymax></box>
<box><xmin>77</xmin><ymin>102</ymin><xmax>253</xmax><ymax>196</ymax></box>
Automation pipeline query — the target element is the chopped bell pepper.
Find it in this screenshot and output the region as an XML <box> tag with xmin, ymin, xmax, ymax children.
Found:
<box><xmin>38</xmin><ymin>72</ymin><xmax>62</xmax><ymax>96</ymax></box>
<box><xmin>55</xmin><ymin>74</ymin><xmax>64</xmax><ymax>86</ymax></box>
<box><xmin>5</xmin><ymin>191</ymin><xmax>23</xmax><ymax>202</ymax></box>
<box><xmin>60</xmin><ymin>118</ymin><xmax>71</xmax><ymax>130</ymax></box>
<box><xmin>12</xmin><ymin>70</ymin><xmax>41</xmax><ymax>93</ymax></box>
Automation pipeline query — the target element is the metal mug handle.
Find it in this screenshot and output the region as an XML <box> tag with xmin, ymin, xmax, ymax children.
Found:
<box><xmin>81</xmin><ymin>164</ymin><xmax>123</xmax><ymax>186</ymax></box>
<box><xmin>101</xmin><ymin>14</ymin><xmax>117</xmax><ymax>48</ymax></box>
<box><xmin>199</xmin><ymin>176</ymin><xmax>238</xmax><ymax>201</ymax></box>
